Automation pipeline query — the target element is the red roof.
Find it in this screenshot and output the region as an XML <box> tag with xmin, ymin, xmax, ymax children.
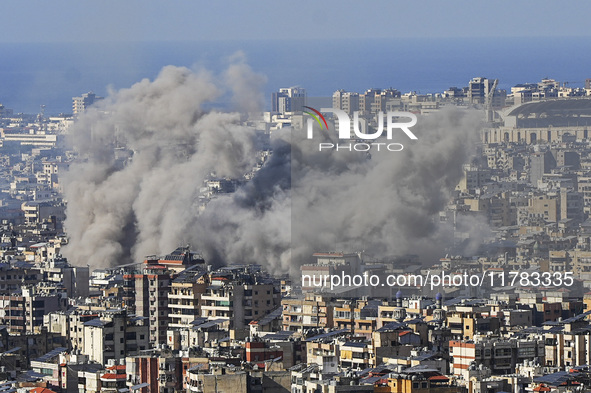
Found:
<box><xmin>106</xmin><ymin>364</ymin><xmax>126</xmax><ymax>371</ymax></box>
<box><xmin>534</xmin><ymin>385</ymin><xmax>551</xmax><ymax>392</ymax></box>
<box><xmin>428</xmin><ymin>375</ymin><xmax>449</xmax><ymax>381</ymax></box>
<box><xmin>146</xmin><ymin>265</ymin><xmax>167</xmax><ymax>270</ymax></box>
<box><xmin>159</xmin><ymin>259</ymin><xmax>184</xmax><ymax>264</ymax></box>
<box><xmin>30</xmin><ymin>389</ymin><xmax>58</xmax><ymax>393</ymax></box>
<box><xmin>101</xmin><ymin>373</ymin><xmax>127</xmax><ymax>380</ymax></box>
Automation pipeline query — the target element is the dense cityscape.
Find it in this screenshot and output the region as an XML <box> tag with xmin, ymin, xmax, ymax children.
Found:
<box><xmin>0</xmin><ymin>75</ymin><xmax>590</xmax><ymax>392</ymax></box>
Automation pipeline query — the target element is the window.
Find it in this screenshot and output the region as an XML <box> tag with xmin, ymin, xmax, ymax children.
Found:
<box><xmin>41</xmin><ymin>368</ymin><xmax>53</xmax><ymax>376</ymax></box>
<box><xmin>126</xmin><ymin>332</ymin><xmax>137</xmax><ymax>340</ymax></box>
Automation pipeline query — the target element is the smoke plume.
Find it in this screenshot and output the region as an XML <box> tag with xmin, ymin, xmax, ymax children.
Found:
<box><xmin>63</xmin><ymin>63</ymin><xmax>265</xmax><ymax>268</ymax></box>
<box><xmin>63</xmin><ymin>61</ymin><xmax>484</xmax><ymax>275</ymax></box>
<box><xmin>197</xmin><ymin>108</ymin><xmax>484</xmax><ymax>275</ymax></box>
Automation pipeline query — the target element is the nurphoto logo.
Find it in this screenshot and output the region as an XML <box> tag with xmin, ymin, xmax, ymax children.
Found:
<box><xmin>304</xmin><ymin>106</ymin><xmax>418</xmax><ymax>152</ymax></box>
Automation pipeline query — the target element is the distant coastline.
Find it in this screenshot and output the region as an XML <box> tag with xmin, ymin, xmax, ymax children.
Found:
<box><xmin>0</xmin><ymin>36</ymin><xmax>589</xmax><ymax>115</ymax></box>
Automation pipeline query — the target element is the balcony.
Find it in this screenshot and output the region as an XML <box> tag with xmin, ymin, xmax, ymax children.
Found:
<box><xmin>168</xmin><ymin>303</ymin><xmax>197</xmax><ymax>309</ymax></box>
<box><xmin>201</xmin><ymin>304</ymin><xmax>231</xmax><ymax>312</ymax></box>
<box><xmin>168</xmin><ymin>293</ymin><xmax>198</xmax><ymax>300</ymax></box>
<box><xmin>201</xmin><ymin>294</ymin><xmax>230</xmax><ymax>302</ymax></box>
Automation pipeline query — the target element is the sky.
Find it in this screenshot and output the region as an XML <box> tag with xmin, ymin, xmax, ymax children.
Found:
<box><xmin>1</xmin><ymin>1</ymin><xmax>591</xmax><ymax>43</ymax></box>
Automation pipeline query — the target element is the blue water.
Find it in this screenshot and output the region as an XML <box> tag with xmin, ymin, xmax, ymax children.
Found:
<box><xmin>0</xmin><ymin>37</ymin><xmax>590</xmax><ymax>115</ymax></box>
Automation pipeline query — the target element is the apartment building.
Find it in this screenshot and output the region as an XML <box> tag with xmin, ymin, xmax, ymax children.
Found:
<box><xmin>123</xmin><ymin>259</ymin><xmax>176</xmax><ymax>345</ymax></box>
<box><xmin>450</xmin><ymin>337</ymin><xmax>544</xmax><ymax>378</ymax></box>
<box><xmin>282</xmin><ymin>293</ymin><xmax>335</xmax><ymax>332</ymax></box>
<box><xmin>168</xmin><ymin>268</ymin><xmax>209</xmax><ymax>329</ymax></box>
<box><xmin>81</xmin><ymin>310</ymin><xmax>149</xmax><ymax>364</ymax></box>
<box><xmin>201</xmin><ymin>266</ymin><xmax>281</xmax><ymax>330</ymax></box>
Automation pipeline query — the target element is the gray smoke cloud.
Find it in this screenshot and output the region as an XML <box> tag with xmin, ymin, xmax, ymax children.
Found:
<box><xmin>194</xmin><ymin>108</ymin><xmax>484</xmax><ymax>276</ymax></box>
<box><xmin>63</xmin><ymin>60</ymin><xmax>484</xmax><ymax>275</ymax></box>
<box><xmin>63</xmin><ymin>63</ymin><xmax>266</xmax><ymax>268</ymax></box>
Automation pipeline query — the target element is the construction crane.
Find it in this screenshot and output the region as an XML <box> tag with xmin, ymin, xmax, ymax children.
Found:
<box><xmin>485</xmin><ymin>79</ymin><xmax>498</xmax><ymax>123</ymax></box>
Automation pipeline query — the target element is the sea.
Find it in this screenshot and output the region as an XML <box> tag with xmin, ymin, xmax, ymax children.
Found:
<box><xmin>0</xmin><ymin>37</ymin><xmax>590</xmax><ymax>115</ymax></box>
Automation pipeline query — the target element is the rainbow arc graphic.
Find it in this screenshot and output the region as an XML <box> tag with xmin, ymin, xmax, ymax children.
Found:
<box><xmin>303</xmin><ymin>106</ymin><xmax>328</xmax><ymax>130</ymax></box>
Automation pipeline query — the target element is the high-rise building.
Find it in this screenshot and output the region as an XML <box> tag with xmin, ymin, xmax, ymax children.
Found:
<box><xmin>467</xmin><ymin>77</ymin><xmax>506</xmax><ymax>107</ymax></box>
<box><xmin>359</xmin><ymin>88</ymin><xmax>380</xmax><ymax>114</ymax></box>
<box><xmin>468</xmin><ymin>77</ymin><xmax>493</xmax><ymax>104</ymax></box>
<box><xmin>529</xmin><ymin>151</ymin><xmax>556</xmax><ymax>185</ymax></box>
<box><xmin>0</xmin><ymin>286</ymin><xmax>66</xmax><ymax>334</ymax></box>
<box><xmin>560</xmin><ymin>189</ymin><xmax>585</xmax><ymax>223</ymax></box>
<box><xmin>201</xmin><ymin>266</ymin><xmax>281</xmax><ymax>330</ymax></box>
<box><xmin>272</xmin><ymin>87</ymin><xmax>306</xmax><ymax>114</ymax></box>
<box><xmin>332</xmin><ymin>90</ymin><xmax>359</xmax><ymax>115</ymax></box>
<box><xmin>81</xmin><ymin>310</ymin><xmax>149</xmax><ymax>364</ymax></box>
<box><xmin>127</xmin><ymin>260</ymin><xmax>174</xmax><ymax>345</ymax></box>
<box><xmin>359</xmin><ymin>88</ymin><xmax>400</xmax><ymax>114</ymax></box>
<box><xmin>72</xmin><ymin>92</ymin><xmax>103</xmax><ymax>115</ymax></box>
<box><xmin>282</xmin><ymin>293</ymin><xmax>335</xmax><ymax>332</ymax></box>
<box><xmin>168</xmin><ymin>268</ymin><xmax>209</xmax><ymax>329</ymax></box>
